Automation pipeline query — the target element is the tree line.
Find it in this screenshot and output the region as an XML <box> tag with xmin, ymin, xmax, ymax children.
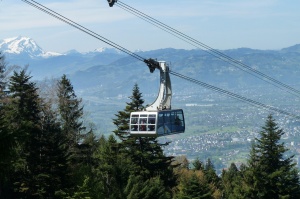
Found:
<box><xmin>1</xmin><ymin>51</ymin><xmax>300</xmax><ymax>198</ymax></box>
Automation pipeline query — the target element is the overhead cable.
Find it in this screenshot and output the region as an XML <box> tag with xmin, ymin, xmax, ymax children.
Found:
<box><xmin>21</xmin><ymin>0</ymin><xmax>300</xmax><ymax>119</ymax></box>
<box><xmin>21</xmin><ymin>0</ymin><xmax>145</xmax><ymax>63</ymax></box>
<box><xmin>115</xmin><ymin>0</ymin><xmax>300</xmax><ymax>98</ymax></box>
<box><xmin>170</xmin><ymin>70</ymin><xmax>300</xmax><ymax>120</ymax></box>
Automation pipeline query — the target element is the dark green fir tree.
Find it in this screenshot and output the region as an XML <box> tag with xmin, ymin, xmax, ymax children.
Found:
<box><xmin>38</xmin><ymin>104</ymin><xmax>69</xmax><ymax>198</ymax></box>
<box><xmin>175</xmin><ymin>169</ymin><xmax>213</xmax><ymax>199</ymax></box>
<box><xmin>204</xmin><ymin>158</ymin><xmax>220</xmax><ymax>188</ymax></box>
<box><xmin>0</xmin><ymin>53</ymin><xmax>14</xmax><ymax>197</ymax></box>
<box><xmin>243</xmin><ymin>115</ymin><xmax>300</xmax><ymax>199</ymax></box>
<box><xmin>113</xmin><ymin>83</ymin><xmax>144</xmax><ymax>141</ymax></box>
<box><xmin>113</xmin><ymin>83</ymin><xmax>176</xmax><ymax>198</ymax></box>
<box><xmin>0</xmin><ymin>51</ymin><xmax>6</xmax><ymax>97</ymax></box>
<box><xmin>192</xmin><ymin>157</ymin><xmax>204</xmax><ymax>171</ymax></box>
<box><xmin>5</xmin><ymin>70</ymin><xmax>41</xmax><ymax>198</ymax></box>
<box><xmin>221</xmin><ymin>163</ymin><xmax>243</xmax><ymax>199</ymax></box>
<box><xmin>0</xmin><ymin>104</ymin><xmax>15</xmax><ymax>198</ymax></box>
<box><xmin>57</xmin><ymin>74</ymin><xmax>85</xmax><ymax>150</ymax></box>
<box><xmin>92</xmin><ymin>134</ymin><xmax>128</xmax><ymax>199</ymax></box>
<box><xmin>57</xmin><ymin>74</ymin><xmax>89</xmax><ymax>195</ymax></box>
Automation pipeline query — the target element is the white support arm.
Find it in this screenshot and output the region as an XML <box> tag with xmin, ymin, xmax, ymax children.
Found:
<box><xmin>145</xmin><ymin>61</ymin><xmax>172</xmax><ymax>111</ymax></box>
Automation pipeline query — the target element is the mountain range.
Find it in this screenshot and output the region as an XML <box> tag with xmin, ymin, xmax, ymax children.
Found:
<box><xmin>3</xmin><ymin>36</ymin><xmax>300</xmax><ymax>169</ymax></box>
<box><xmin>2</xmin><ymin>36</ymin><xmax>300</xmax><ymax>80</ymax></box>
<box><xmin>2</xmin><ymin>36</ymin><xmax>300</xmax><ymax>105</ymax></box>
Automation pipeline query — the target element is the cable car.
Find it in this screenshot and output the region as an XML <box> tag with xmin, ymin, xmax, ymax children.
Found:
<box><xmin>130</xmin><ymin>109</ymin><xmax>185</xmax><ymax>137</ymax></box>
<box><xmin>130</xmin><ymin>59</ymin><xmax>185</xmax><ymax>137</ymax></box>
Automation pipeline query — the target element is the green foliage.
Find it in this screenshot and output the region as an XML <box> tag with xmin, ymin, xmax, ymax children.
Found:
<box><xmin>0</xmin><ymin>107</ymin><xmax>13</xmax><ymax>166</ymax></box>
<box><xmin>55</xmin><ymin>176</ymin><xmax>91</xmax><ymax>199</ymax></box>
<box><xmin>204</xmin><ymin>158</ymin><xmax>220</xmax><ymax>189</ymax></box>
<box><xmin>192</xmin><ymin>157</ymin><xmax>204</xmax><ymax>171</ymax></box>
<box><xmin>0</xmin><ymin>71</ymin><xmax>94</xmax><ymax>198</ymax></box>
<box><xmin>0</xmin><ymin>51</ymin><xmax>6</xmax><ymax>96</ymax></box>
<box><xmin>0</xmin><ymin>107</ymin><xmax>15</xmax><ymax>198</ymax></box>
<box><xmin>125</xmin><ymin>175</ymin><xmax>171</xmax><ymax>199</ymax></box>
<box><xmin>113</xmin><ymin>83</ymin><xmax>144</xmax><ymax>140</ymax></box>
<box><xmin>174</xmin><ymin>155</ymin><xmax>190</xmax><ymax>170</ymax></box>
<box><xmin>221</xmin><ymin>163</ymin><xmax>244</xmax><ymax>199</ymax></box>
<box><xmin>175</xmin><ymin>169</ymin><xmax>213</xmax><ymax>199</ymax></box>
<box><xmin>112</xmin><ymin>83</ymin><xmax>177</xmax><ymax>197</ymax></box>
<box><xmin>57</xmin><ymin>74</ymin><xmax>92</xmax><ymax>195</ymax></box>
<box><xmin>3</xmin><ymin>70</ymin><xmax>70</xmax><ymax>198</ymax></box>
<box><xmin>91</xmin><ymin>134</ymin><xmax>128</xmax><ymax>199</ymax></box>
<box><xmin>5</xmin><ymin>69</ymin><xmax>41</xmax><ymax>197</ymax></box>
<box><xmin>242</xmin><ymin>115</ymin><xmax>300</xmax><ymax>198</ymax></box>
<box><xmin>36</xmin><ymin>104</ymin><xmax>69</xmax><ymax>197</ymax></box>
<box><xmin>0</xmin><ymin>51</ymin><xmax>4</xmax><ymax>71</ymax></box>
<box><xmin>57</xmin><ymin>74</ymin><xmax>85</xmax><ymax>147</ymax></box>
<box><xmin>3</xmin><ymin>65</ymin><xmax>300</xmax><ymax>199</ymax></box>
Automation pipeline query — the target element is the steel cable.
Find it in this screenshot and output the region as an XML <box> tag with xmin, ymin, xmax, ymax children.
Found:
<box><xmin>170</xmin><ymin>70</ymin><xmax>300</xmax><ymax>119</ymax></box>
<box><xmin>116</xmin><ymin>1</ymin><xmax>300</xmax><ymax>98</ymax></box>
<box><xmin>20</xmin><ymin>0</ymin><xmax>300</xmax><ymax>119</ymax></box>
<box><xmin>22</xmin><ymin>0</ymin><xmax>145</xmax><ymax>62</ymax></box>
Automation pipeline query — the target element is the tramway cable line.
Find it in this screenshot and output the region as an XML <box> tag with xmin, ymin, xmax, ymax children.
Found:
<box><xmin>108</xmin><ymin>0</ymin><xmax>300</xmax><ymax>98</ymax></box>
<box><xmin>21</xmin><ymin>0</ymin><xmax>300</xmax><ymax>136</ymax></box>
<box><xmin>21</xmin><ymin>0</ymin><xmax>145</xmax><ymax>63</ymax></box>
<box><xmin>170</xmin><ymin>71</ymin><xmax>300</xmax><ymax>119</ymax></box>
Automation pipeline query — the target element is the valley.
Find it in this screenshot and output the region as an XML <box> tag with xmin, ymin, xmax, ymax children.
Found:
<box><xmin>2</xmin><ymin>36</ymin><xmax>300</xmax><ymax>171</ymax></box>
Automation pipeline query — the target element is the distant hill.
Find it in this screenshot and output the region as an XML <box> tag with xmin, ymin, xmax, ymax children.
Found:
<box><xmin>281</xmin><ymin>44</ymin><xmax>300</xmax><ymax>53</ymax></box>
<box><xmin>0</xmin><ymin>36</ymin><xmax>127</xmax><ymax>79</ymax></box>
<box><xmin>2</xmin><ymin>36</ymin><xmax>300</xmax><ymax>98</ymax></box>
<box><xmin>3</xmin><ymin>36</ymin><xmax>300</xmax><ymax>170</ymax></box>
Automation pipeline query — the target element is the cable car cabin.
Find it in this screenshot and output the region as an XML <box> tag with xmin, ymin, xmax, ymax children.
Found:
<box><xmin>130</xmin><ymin>109</ymin><xmax>185</xmax><ymax>137</ymax></box>
<box><xmin>130</xmin><ymin>59</ymin><xmax>185</xmax><ymax>137</ymax></box>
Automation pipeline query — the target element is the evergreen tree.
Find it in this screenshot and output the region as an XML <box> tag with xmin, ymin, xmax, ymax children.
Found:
<box><xmin>57</xmin><ymin>74</ymin><xmax>85</xmax><ymax>149</ymax></box>
<box><xmin>78</xmin><ymin>131</ymin><xmax>98</xmax><ymax>166</ymax></box>
<box><xmin>38</xmin><ymin>104</ymin><xmax>69</xmax><ymax>198</ymax></box>
<box><xmin>0</xmin><ymin>51</ymin><xmax>6</xmax><ymax>97</ymax></box>
<box><xmin>0</xmin><ymin>52</ymin><xmax>11</xmax><ymax>169</ymax></box>
<box><xmin>0</xmin><ymin>51</ymin><xmax>18</xmax><ymax>100</ymax></box>
<box><xmin>174</xmin><ymin>155</ymin><xmax>190</xmax><ymax>170</ymax></box>
<box><xmin>0</xmin><ymin>106</ymin><xmax>15</xmax><ymax>198</ymax></box>
<box><xmin>56</xmin><ymin>176</ymin><xmax>91</xmax><ymax>199</ymax></box>
<box><xmin>221</xmin><ymin>163</ymin><xmax>243</xmax><ymax>199</ymax></box>
<box><xmin>243</xmin><ymin>115</ymin><xmax>300</xmax><ymax>199</ymax></box>
<box><xmin>0</xmin><ymin>53</ymin><xmax>13</xmax><ymax>196</ymax></box>
<box><xmin>181</xmin><ymin>174</ymin><xmax>212</xmax><ymax>199</ymax></box>
<box><xmin>5</xmin><ymin>70</ymin><xmax>42</xmax><ymax>197</ymax></box>
<box><xmin>175</xmin><ymin>169</ymin><xmax>213</xmax><ymax>199</ymax></box>
<box><xmin>2</xmin><ymin>70</ymin><xmax>72</xmax><ymax>198</ymax></box>
<box><xmin>92</xmin><ymin>134</ymin><xmax>128</xmax><ymax>199</ymax></box>
<box><xmin>192</xmin><ymin>157</ymin><xmax>204</xmax><ymax>171</ymax></box>
<box><xmin>113</xmin><ymin>83</ymin><xmax>144</xmax><ymax>141</ymax></box>
<box><xmin>204</xmin><ymin>158</ymin><xmax>220</xmax><ymax>186</ymax></box>
<box><xmin>3</xmin><ymin>70</ymin><xmax>69</xmax><ymax>198</ymax></box>
<box><xmin>113</xmin><ymin>83</ymin><xmax>177</xmax><ymax>197</ymax></box>
<box><xmin>125</xmin><ymin>175</ymin><xmax>170</xmax><ymax>199</ymax></box>
<box><xmin>57</xmin><ymin>74</ymin><xmax>88</xmax><ymax>195</ymax></box>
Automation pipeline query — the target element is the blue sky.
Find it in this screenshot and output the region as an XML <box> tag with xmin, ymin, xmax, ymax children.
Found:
<box><xmin>1</xmin><ymin>0</ymin><xmax>300</xmax><ymax>53</ymax></box>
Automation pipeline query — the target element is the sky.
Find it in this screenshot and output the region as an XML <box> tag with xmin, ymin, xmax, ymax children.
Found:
<box><xmin>1</xmin><ymin>0</ymin><xmax>300</xmax><ymax>53</ymax></box>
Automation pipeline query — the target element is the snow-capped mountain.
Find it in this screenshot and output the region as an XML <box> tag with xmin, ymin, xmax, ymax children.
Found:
<box><xmin>93</xmin><ymin>47</ymin><xmax>124</xmax><ymax>54</ymax></box>
<box><xmin>0</xmin><ymin>36</ymin><xmax>62</xmax><ymax>58</ymax></box>
<box><xmin>65</xmin><ymin>47</ymin><xmax>124</xmax><ymax>55</ymax></box>
<box><xmin>0</xmin><ymin>36</ymin><xmax>130</xmax><ymax>59</ymax></box>
<box><xmin>0</xmin><ymin>36</ymin><xmax>128</xmax><ymax>80</ymax></box>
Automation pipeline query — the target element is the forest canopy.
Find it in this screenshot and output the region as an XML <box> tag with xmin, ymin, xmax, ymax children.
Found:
<box><xmin>0</xmin><ymin>53</ymin><xmax>300</xmax><ymax>198</ymax></box>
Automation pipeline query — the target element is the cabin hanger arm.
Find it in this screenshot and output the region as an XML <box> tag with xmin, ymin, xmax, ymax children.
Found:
<box><xmin>143</xmin><ymin>59</ymin><xmax>172</xmax><ymax>111</ymax></box>
<box><xmin>107</xmin><ymin>0</ymin><xmax>117</xmax><ymax>7</ymax></box>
